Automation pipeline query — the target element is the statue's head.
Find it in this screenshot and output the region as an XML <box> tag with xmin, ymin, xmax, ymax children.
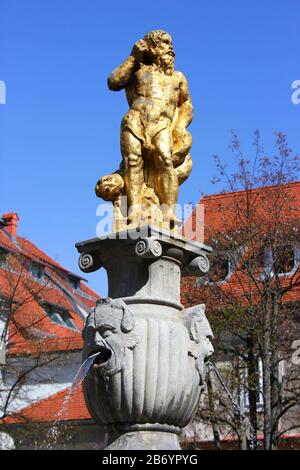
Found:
<box><xmin>143</xmin><ymin>30</ymin><xmax>175</xmax><ymax>74</ymax></box>
<box><xmin>95</xmin><ymin>173</ymin><xmax>124</xmax><ymax>201</ymax></box>
<box><xmin>83</xmin><ymin>298</ymin><xmax>139</xmax><ymax>377</ymax></box>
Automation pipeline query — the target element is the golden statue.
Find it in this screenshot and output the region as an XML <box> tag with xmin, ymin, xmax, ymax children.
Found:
<box><xmin>95</xmin><ymin>30</ymin><xmax>193</xmax><ymax>231</ymax></box>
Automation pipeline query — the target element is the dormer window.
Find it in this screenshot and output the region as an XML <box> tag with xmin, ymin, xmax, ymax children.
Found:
<box><xmin>194</xmin><ymin>252</ymin><xmax>233</xmax><ymax>287</ymax></box>
<box><xmin>44</xmin><ymin>304</ymin><xmax>78</xmax><ymax>330</ymax></box>
<box><xmin>0</xmin><ymin>296</ymin><xmax>10</xmax><ymax>317</ymax></box>
<box><xmin>208</xmin><ymin>254</ymin><xmax>231</xmax><ymax>283</ymax></box>
<box><xmin>68</xmin><ymin>276</ymin><xmax>80</xmax><ymax>290</ymax></box>
<box><xmin>243</xmin><ymin>246</ymin><xmax>266</xmax><ymax>272</ymax></box>
<box><xmin>30</xmin><ymin>262</ymin><xmax>44</xmax><ymax>280</ymax></box>
<box><xmin>0</xmin><ymin>249</ymin><xmax>8</xmax><ymax>267</ymax></box>
<box><xmin>258</xmin><ymin>245</ymin><xmax>297</xmax><ymax>279</ymax></box>
<box><xmin>273</xmin><ymin>244</ymin><xmax>295</xmax><ymax>275</ymax></box>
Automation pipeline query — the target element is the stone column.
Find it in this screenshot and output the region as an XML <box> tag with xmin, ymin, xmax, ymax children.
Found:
<box><xmin>76</xmin><ymin>225</ymin><xmax>213</xmax><ymax>450</ymax></box>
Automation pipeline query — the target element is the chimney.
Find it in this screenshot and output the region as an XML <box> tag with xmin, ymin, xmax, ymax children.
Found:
<box><xmin>1</xmin><ymin>212</ymin><xmax>19</xmax><ymax>238</ymax></box>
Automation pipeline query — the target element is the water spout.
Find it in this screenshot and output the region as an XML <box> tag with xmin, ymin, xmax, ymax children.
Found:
<box><xmin>72</xmin><ymin>352</ymin><xmax>102</xmax><ymax>390</ymax></box>
<box><xmin>72</xmin><ymin>339</ymin><xmax>112</xmax><ymax>389</ymax></box>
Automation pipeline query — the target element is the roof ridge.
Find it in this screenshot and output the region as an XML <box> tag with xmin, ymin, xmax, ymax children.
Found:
<box><xmin>45</xmin><ymin>269</ymin><xmax>89</xmax><ymax>320</ymax></box>
<box><xmin>17</xmin><ymin>235</ymin><xmax>66</xmax><ymax>269</ymax></box>
<box><xmin>17</xmin><ymin>235</ymin><xmax>88</xmax><ymax>282</ymax></box>
<box><xmin>200</xmin><ymin>181</ymin><xmax>300</xmax><ymax>202</ymax></box>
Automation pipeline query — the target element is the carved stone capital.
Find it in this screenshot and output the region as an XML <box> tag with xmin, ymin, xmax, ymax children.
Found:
<box><xmin>135</xmin><ymin>237</ymin><xmax>163</xmax><ymax>258</ymax></box>
<box><xmin>183</xmin><ymin>253</ymin><xmax>210</xmax><ymax>276</ymax></box>
<box><xmin>78</xmin><ymin>252</ymin><xmax>102</xmax><ymax>273</ymax></box>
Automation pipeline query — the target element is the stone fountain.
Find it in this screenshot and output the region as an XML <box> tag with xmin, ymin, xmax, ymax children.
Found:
<box><xmin>76</xmin><ymin>30</ymin><xmax>214</xmax><ymax>450</ymax></box>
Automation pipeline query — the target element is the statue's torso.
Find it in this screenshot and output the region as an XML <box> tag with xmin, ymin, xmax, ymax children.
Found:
<box><xmin>122</xmin><ymin>66</ymin><xmax>181</xmax><ymax>145</ymax></box>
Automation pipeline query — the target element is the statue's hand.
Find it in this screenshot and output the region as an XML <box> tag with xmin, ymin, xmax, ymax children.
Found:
<box><xmin>131</xmin><ymin>39</ymin><xmax>148</xmax><ymax>62</ymax></box>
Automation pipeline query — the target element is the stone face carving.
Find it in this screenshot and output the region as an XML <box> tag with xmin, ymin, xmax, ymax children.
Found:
<box><xmin>77</xmin><ymin>226</ymin><xmax>214</xmax><ymax>450</ymax></box>
<box><xmin>183</xmin><ymin>304</ymin><xmax>214</xmax><ymax>386</ymax></box>
<box><xmin>83</xmin><ymin>298</ymin><xmax>140</xmax><ymax>384</ymax></box>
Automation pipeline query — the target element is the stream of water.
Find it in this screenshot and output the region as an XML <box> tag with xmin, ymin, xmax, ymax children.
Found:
<box><xmin>46</xmin><ymin>351</ymin><xmax>105</xmax><ymax>448</ymax></box>
<box><xmin>206</xmin><ymin>361</ymin><xmax>256</xmax><ymax>449</ymax></box>
<box><xmin>71</xmin><ymin>352</ymin><xmax>103</xmax><ymax>390</ymax></box>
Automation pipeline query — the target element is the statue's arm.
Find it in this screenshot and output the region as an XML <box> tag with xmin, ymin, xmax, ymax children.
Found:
<box><xmin>172</xmin><ymin>72</ymin><xmax>193</xmax><ymax>167</ymax></box>
<box><xmin>176</xmin><ymin>72</ymin><xmax>193</xmax><ymax>129</ymax></box>
<box><xmin>107</xmin><ymin>56</ymin><xmax>137</xmax><ymax>91</ymax></box>
<box><xmin>107</xmin><ymin>39</ymin><xmax>147</xmax><ymax>91</ymax></box>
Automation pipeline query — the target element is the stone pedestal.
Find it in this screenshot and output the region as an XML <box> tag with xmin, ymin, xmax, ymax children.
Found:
<box><xmin>76</xmin><ymin>226</ymin><xmax>213</xmax><ymax>450</ymax></box>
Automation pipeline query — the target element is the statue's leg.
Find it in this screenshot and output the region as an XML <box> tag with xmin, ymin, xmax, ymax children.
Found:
<box><xmin>121</xmin><ymin>129</ymin><xmax>144</xmax><ymax>225</ymax></box>
<box><xmin>152</xmin><ymin>129</ymin><xmax>179</xmax><ymax>227</ymax></box>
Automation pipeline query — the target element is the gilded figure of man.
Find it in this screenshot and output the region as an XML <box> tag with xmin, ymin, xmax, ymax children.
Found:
<box><xmin>98</xmin><ymin>30</ymin><xmax>193</xmax><ymax>230</ymax></box>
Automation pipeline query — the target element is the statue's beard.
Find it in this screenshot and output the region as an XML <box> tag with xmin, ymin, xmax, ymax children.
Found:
<box><xmin>156</xmin><ymin>54</ymin><xmax>175</xmax><ymax>75</ymax></box>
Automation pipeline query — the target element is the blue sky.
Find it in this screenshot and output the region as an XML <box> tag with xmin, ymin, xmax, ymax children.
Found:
<box><xmin>1</xmin><ymin>0</ymin><xmax>299</xmax><ymax>295</ymax></box>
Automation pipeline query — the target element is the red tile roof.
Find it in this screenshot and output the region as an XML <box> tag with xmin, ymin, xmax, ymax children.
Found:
<box><xmin>182</xmin><ymin>182</ymin><xmax>300</xmax><ymax>239</ymax></box>
<box><xmin>2</xmin><ymin>385</ymin><xmax>90</xmax><ymax>424</ymax></box>
<box><xmin>0</xmin><ymin>213</ymin><xmax>100</xmax><ymax>355</ymax></box>
<box><xmin>181</xmin><ymin>182</ymin><xmax>300</xmax><ymax>306</ymax></box>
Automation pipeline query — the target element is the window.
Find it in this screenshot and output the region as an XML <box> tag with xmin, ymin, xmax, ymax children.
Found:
<box><xmin>68</xmin><ymin>276</ymin><xmax>80</xmax><ymax>290</ymax></box>
<box><xmin>239</xmin><ymin>356</ymin><xmax>285</xmax><ymax>411</ymax></box>
<box><xmin>194</xmin><ymin>252</ymin><xmax>234</xmax><ymax>287</ymax></box>
<box><xmin>273</xmin><ymin>245</ymin><xmax>295</xmax><ymax>275</ymax></box>
<box><xmin>0</xmin><ymin>297</ymin><xmax>9</xmax><ymax>364</ymax></box>
<box><xmin>0</xmin><ymin>249</ymin><xmax>7</xmax><ymax>267</ymax></box>
<box><xmin>258</xmin><ymin>244</ymin><xmax>297</xmax><ymax>279</ymax></box>
<box><xmin>0</xmin><ymin>339</ymin><xmax>5</xmax><ymax>365</ymax></box>
<box><xmin>44</xmin><ymin>304</ymin><xmax>78</xmax><ymax>330</ymax></box>
<box><xmin>243</xmin><ymin>246</ymin><xmax>266</xmax><ymax>272</ymax></box>
<box><xmin>239</xmin><ymin>358</ymin><xmax>264</xmax><ymax>411</ymax></box>
<box><xmin>208</xmin><ymin>255</ymin><xmax>231</xmax><ymax>283</ymax></box>
<box><xmin>30</xmin><ymin>262</ymin><xmax>44</xmax><ymax>280</ymax></box>
<box><xmin>0</xmin><ymin>297</ymin><xmax>10</xmax><ymax>317</ymax></box>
